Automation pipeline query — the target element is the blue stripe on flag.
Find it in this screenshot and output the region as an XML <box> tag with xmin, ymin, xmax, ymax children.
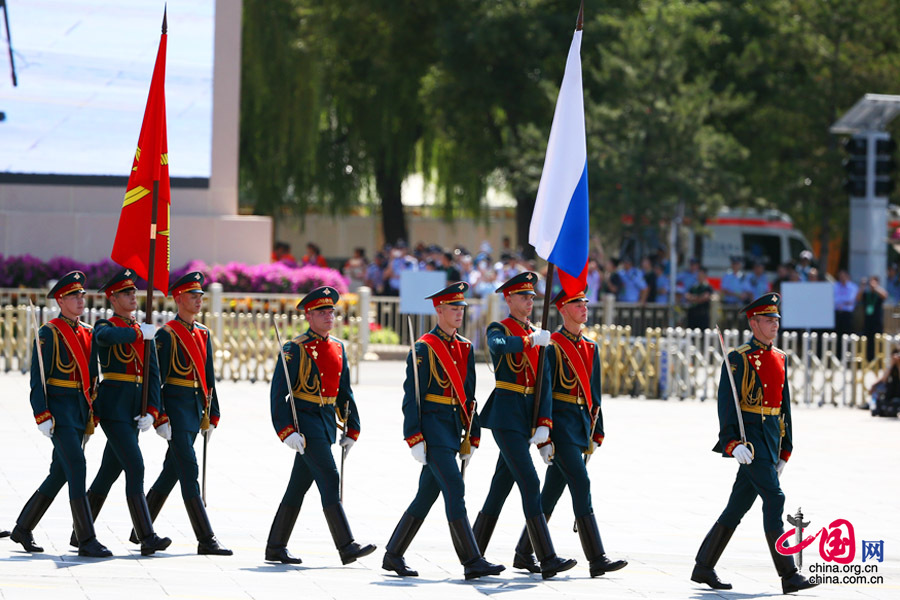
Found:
<box><xmin>548</xmin><ymin>160</ymin><xmax>589</xmax><ymax>279</ymax></box>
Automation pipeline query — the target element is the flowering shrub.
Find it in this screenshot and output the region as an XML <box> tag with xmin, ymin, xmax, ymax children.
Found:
<box><xmin>0</xmin><ymin>255</ymin><xmax>348</xmax><ymax>294</ymax></box>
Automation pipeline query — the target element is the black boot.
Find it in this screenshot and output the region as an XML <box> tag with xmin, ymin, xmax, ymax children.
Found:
<box><xmin>265</xmin><ymin>503</ymin><xmax>302</xmax><ymax>564</ymax></box>
<box><xmin>766</xmin><ymin>529</ymin><xmax>819</xmax><ymax>594</ymax></box>
<box><xmin>127</xmin><ymin>494</ymin><xmax>172</xmax><ymax>556</ymax></box>
<box><xmin>185</xmin><ymin>496</ymin><xmax>232</xmax><ymax>555</ymax></box>
<box><xmin>449</xmin><ymin>517</ymin><xmax>506</xmax><ymax>580</ymax></box>
<box><xmin>129</xmin><ymin>488</ymin><xmax>167</xmax><ymax>544</ymax></box>
<box><xmin>70</xmin><ymin>496</ymin><xmax>112</xmax><ymax>557</ymax></box>
<box><xmin>512</xmin><ymin>525</ymin><xmax>541</xmax><ymax>573</ymax></box>
<box><xmin>472</xmin><ymin>511</ymin><xmax>498</xmax><ymax>555</ymax></box>
<box><xmin>526</xmin><ymin>514</ymin><xmax>577</xmax><ymax>580</ymax></box>
<box><xmin>323</xmin><ymin>503</ymin><xmax>376</xmax><ymax>565</ymax></box>
<box><xmin>10</xmin><ymin>491</ymin><xmax>52</xmax><ymax>553</ymax></box>
<box><xmin>575</xmin><ymin>513</ymin><xmax>627</xmax><ymax>577</ymax></box>
<box><xmin>690</xmin><ymin>521</ymin><xmax>735</xmax><ymax>590</ymax></box>
<box><xmin>70</xmin><ymin>490</ymin><xmax>106</xmax><ymax>548</ymax></box>
<box><xmin>382</xmin><ymin>512</ymin><xmax>424</xmax><ymax>576</ymax></box>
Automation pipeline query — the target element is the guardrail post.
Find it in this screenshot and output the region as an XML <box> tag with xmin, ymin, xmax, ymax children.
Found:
<box><xmin>358</xmin><ymin>286</ymin><xmax>371</xmax><ymax>359</ymax></box>
<box><xmin>602</xmin><ymin>293</ymin><xmax>615</xmax><ymax>327</ymax></box>
<box><xmin>210</xmin><ymin>283</ymin><xmax>224</xmax><ymax>344</ymax></box>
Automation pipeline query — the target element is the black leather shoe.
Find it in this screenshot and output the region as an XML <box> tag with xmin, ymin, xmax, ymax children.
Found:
<box><xmin>464</xmin><ymin>556</ymin><xmax>506</xmax><ymax>580</ymax></box>
<box><xmin>782</xmin><ymin>572</ymin><xmax>818</xmax><ymax>594</ymax></box>
<box><xmin>590</xmin><ymin>555</ymin><xmax>628</xmax><ymax>577</ymax></box>
<box><xmin>339</xmin><ymin>541</ymin><xmax>376</xmax><ymax>565</ymax></box>
<box><xmin>382</xmin><ymin>552</ymin><xmax>418</xmax><ymax>576</ymax></box>
<box><xmin>691</xmin><ymin>565</ymin><xmax>732</xmax><ymax>590</ymax></box>
<box><xmin>78</xmin><ymin>537</ymin><xmax>113</xmax><ymax>558</ymax></box>
<box><xmin>0</xmin><ymin>530</ymin><xmax>9</xmax><ymax>538</ymax></box>
<box><xmin>265</xmin><ymin>545</ymin><xmax>301</xmax><ymax>564</ymax></box>
<box><xmin>140</xmin><ymin>533</ymin><xmax>172</xmax><ymax>556</ymax></box>
<box><xmin>540</xmin><ymin>555</ymin><xmax>577</xmax><ymax>580</ymax></box>
<box><xmin>10</xmin><ymin>525</ymin><xmax>43</xmax><ymax>553</ymax></box>
<box><xmin>198</xmin><ymin>536</ymin><xmax>233</xmax><ymax>556</ymax></box>
<box><xmin>513</xmin><ymin>551</ymin><xmax>541</xmax><ymax>573</ymax></box>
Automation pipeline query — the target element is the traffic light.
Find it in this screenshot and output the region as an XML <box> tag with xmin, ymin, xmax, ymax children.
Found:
<box><xmin>843</xmin><ymin>137</ymin><xmax>867</xmax><ymax>197</ymax></box>
<box><xmin>875</xmin><ymin>138</ymin><xmax>896</xmax><ymax>196</ymax></box>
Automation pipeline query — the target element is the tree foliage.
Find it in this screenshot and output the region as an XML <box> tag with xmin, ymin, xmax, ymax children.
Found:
<box><xmin>240</xmin><ymin>0</ymin><xmax>900</xmax><ymax>267</ymax></box>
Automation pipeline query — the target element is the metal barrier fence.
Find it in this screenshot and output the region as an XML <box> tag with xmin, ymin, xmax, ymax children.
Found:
<box><xmin>0</xmin><ymin>286</ymin><xmax>893</xmax><ymax>407</ymax></box>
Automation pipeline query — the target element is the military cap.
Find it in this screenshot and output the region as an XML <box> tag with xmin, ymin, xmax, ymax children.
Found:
<box><xmin>552</xmin><ymin>286</ymin><xmax>588</xmax><ymax>311</ymax></box>
<box><xmin>496</xmin><ymin>271</ymin><xmax>538</xmax><ymax>297</ymax></box>
<box><xmin>742</xmin><ymin>292</ymin><xmax>781</xmax><ymax>319</ymax></box>
<box><xmin>170</xmin><ymin>271</ymin><xmax>205</xmax><ymax>298</ymax></box>
<box><xmin>98</xmin><ymin>268</ymin><xmax>138</xmax><ymax>299</ymax></box>
<box><xmin>298</xmin><ymin>286</ymin><xmax>339</xmax><ymax>312</ymax></box>
<box><xmin>426</xmin><ymin>281</ymin><xmax>469</xmax><ymax>307</ymax></box>
<box><xmin>48</xmin><ymin>271</ymin><xmax>87</xmax><ymax>300</ymax></box>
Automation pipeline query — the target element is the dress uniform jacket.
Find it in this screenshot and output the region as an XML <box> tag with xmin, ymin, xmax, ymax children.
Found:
<box><xmin>92</xmin><ymin>316</ymin><xmax>161</xmax><ymax>422</ymax></box>
<box><xmin>31</xmin><ymin>316</ymin><xmax>95</xmax><ymax>430</ymax></box>
<box><xmin>547</xmin><ymin>328</ymin><xmax>603</xmax><ymax>449</ymax></box>
<box><xmin>156</xmin><ymin>317</ymin><xmax>220</xmax><ymax>432</ymax></box>
<box><xmin>714</xmin><ymin>336</ymin><xmax>793</xmax><ymax>464</ymax></box>
<box><xmin>270</xmin><ymin>329</ymin><xmax>360</xmax><ymax>444</ymax></box>
<box><xmin>402</xmin><ymin>326</ymin><xmax>481</xmax><ymax>450</ymax></box>
<box><xmin>479</xmin><ymin>318</ymin><xmax>552</xmax><ymax>432</ymax></box>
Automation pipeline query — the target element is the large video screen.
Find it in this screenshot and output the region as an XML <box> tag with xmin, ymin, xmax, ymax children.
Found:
<box><xmin>0</xmin><ymin>0</ymin><xmax>213</xmax><ymax>180</ymax></box>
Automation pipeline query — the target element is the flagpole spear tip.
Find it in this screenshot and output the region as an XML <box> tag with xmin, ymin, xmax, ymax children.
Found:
<box><xmin>576</xmin><ymin>0</ymin><xmax>584</xmax><ymax>31</ymax></box>
<box><xmin>162</xmin><ymin>3</ymin><xmax>168</xmax><ymax>34</ymax></box>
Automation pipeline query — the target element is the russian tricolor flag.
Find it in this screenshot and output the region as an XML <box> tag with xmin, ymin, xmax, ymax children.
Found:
<box><xmin>528</xmin><ymin>23</ymin><xmax>589</xmax><ymax>297</ymax></box>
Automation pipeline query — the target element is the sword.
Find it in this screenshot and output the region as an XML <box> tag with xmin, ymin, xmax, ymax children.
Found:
<box><xmin>27</xmin><ymin>299</ymin><xmax>48</xmax><ymax>411</ymax></box>
<box><xmin>339</xmin><ymin>402</ymin><xmax>351</xmax><ymax>502</ymax></box>
<box><xmin>459</xmin><ymin>400</ymin><xmax>476</xmax><ymax>480</ymax></box>
<box><xmin>787</xmin><ymin>507</ymin><xmax>810</xmax><ymax>568</ymax></box>
<box><xmin>715</xmin><ymin>326</ymin><xmax>754</xmax><ymax>459</ymax></box>
<box><xmin>201</xmin><ymin>400</ymin><xmax>211</xmax><ymax>506</ymax></box>
<box><xmin>273</xmin><ymin>317</ymin><xmax>302</xmax><ymax>438</ymax></box>
<box><xmin>407</xmin><ymin>317</ymin><xmax>422</xmax><ymax>425</ymax></box>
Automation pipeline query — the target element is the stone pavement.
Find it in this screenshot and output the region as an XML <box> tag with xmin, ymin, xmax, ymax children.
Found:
<box><xmin>1</xmin><ymin>361</ymin><xmax>898</xmax><ymax>600</ymax></box>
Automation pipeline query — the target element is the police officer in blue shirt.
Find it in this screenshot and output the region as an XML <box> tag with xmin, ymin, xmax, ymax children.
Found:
<box><xmin>382</xmin><ymin>282</ymin><xmax>504</xmax><ymax>580</ymax></box>
<box><xmin>472</xmin><ymin>272</ymin><xmax>577</xmax><ymax>579</ymax></box>
<box><xmin>720</xmin><ymin>257</ymin><xmax>746</xmax><ymax>305</ymax></box>
<box><xmin>126</xmin><ymin>272</ymin><xmax>231</xmax><ymax>555</ymax></box>
<box><xmin>266</xmin><ymin>286</ymin><xmax>375</xmax><ymax>565</ymax></box>
<box><xmin>509</xmin><ymin>287</ymin><xmax>628</xmax><ymax>577</ymax></box>
<box><xmin>77</xmin><ymin>269</ymin><xmax>171</xmax><ymax>556</ymax></box>
<box><xmin>8</xmin><ymin>272</ymin><xmax>111</xmax><ymax>557</ymax></box>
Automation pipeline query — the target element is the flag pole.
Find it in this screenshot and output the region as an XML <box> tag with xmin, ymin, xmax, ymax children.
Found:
<box><xmin>139</xmin><ymin>9</ymin><xmax>166</xmax><ymax>417</ymax></box>
<box><xmin>531</xmin><ymin>262</ymin><xmax>556</xmax><ymax>430</ymax></box>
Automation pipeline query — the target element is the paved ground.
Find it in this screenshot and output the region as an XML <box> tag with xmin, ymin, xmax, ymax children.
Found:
<box><xmin>1</xmin><ymin>361</ymin><xmax>898</xmax><ymax>599</ymax></box>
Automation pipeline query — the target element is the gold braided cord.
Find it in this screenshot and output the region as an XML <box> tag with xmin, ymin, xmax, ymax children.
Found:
<box><xmin>740</xmin><ymin>353</ymin><xmax>763</xmax><ymax>407</ymax></box>
<box><xmin>499</xmin><ymin>325</ymin><xmax>527</xmax><ymax>374</ymax></box>
<box><xmin>554</xmin><ymin>344</ymin><xmax>578</xmax><ymax>390</ymax></box>
<box><xmin>427</xmin><ymin>346</ymin><xmax>452</xmax><ymax>391</ymax></box>
<box><xmin>51</xmin><ymin>328</ymin><xmax>76</xmax><ymax>375</ymax></box>
<box><xmin>112</xmin><ymin>341</ymin><xmax>138</xmax><ymax>364</ymax></box>
<box><xmin>169</xmin><ymin>331</ymin><xmax>193</xmax><ymax>377</ymax></box>
<box><xmin>292</xmin><ymin>345</ymin><xmax>321</xmax><ymax>396</ymax></box>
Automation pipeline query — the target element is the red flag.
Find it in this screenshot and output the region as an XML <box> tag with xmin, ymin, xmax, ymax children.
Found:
<box><xmin>111</xmin><ymin>17</ymin><xmax>170</xmax><ymax>294</ymax></box>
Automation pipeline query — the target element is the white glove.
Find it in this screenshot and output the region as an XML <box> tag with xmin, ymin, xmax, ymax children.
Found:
<box><xmin>529</xmin><ymin>328</ymin><xmax>551</xmax><ymax>347</ymax></box>
<box><xmin>776</xmin><ymin>459</ymin><xmax>787</xmax><ymax>477</ymax></box>
<box><xmin>37</xmin><ymin>419</ymin><xmax>54</xmax><ymax>438</ymax></box>
<box><xmin>538</xmin><ymin>442</ymin><xmax>554</xmax><ymax>465</ymax></box>
<box><xmin>284</xmin><ymin>432</ymin><xmax>306</xmax><ymax>454</ymax></box>
<box><xmin>732</xmin><ymin>443</ymin><xmax>753</xmax><ymax>465</ymax></box>
<box><xmin>459</xmin><ymin>445</ymin><xmax>476</xmax><ymax>462</ymax></box>
<box><xmin>411</xmin><ymin>442</ymin><xmax>427</xmax><ymax>465</ymax></box>
<box><xmin>339</xmin><ymin>433</ymin><xmax>355</xmax><ymax>456</ymax></box>
<box><xmin>155</xmin><ymin>422</ymin><xmax>172</xmax><ymax>441</ymax></box>
<box><xmin>204</xmin><ymin>424</ymin><xmax>215</xmax><ymax>443</ymax></box>
<box><xmin>139</xmin><ymin>323</ymin><xmax>157</xmax><ymax>340</ymax></box>
<box><xmin>528</xmin><ymin>425</ymin><xmax>550</xmax><ymax>445</ymax></box>
<box><xmin>134</xmin><ymin>414</ymin><xmax>153</xmax><ymax>432</ymax></box>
